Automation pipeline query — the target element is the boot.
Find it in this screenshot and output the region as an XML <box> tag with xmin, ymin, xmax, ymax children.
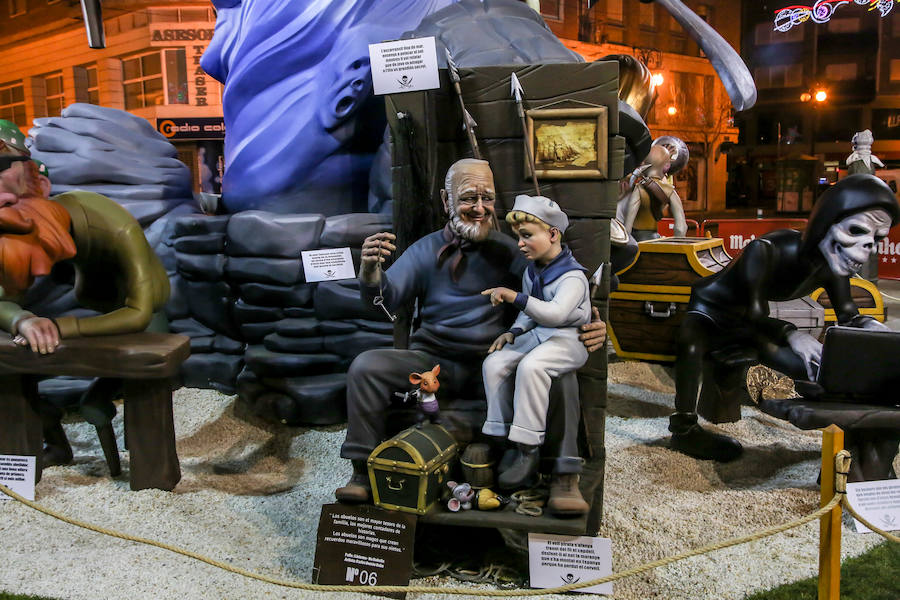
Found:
<box><xmin>40</xmin><ymin>401</ymin><xmax>73</xmax><ymax>467</ymax></box>
<box><xmin>547</xmin><ymin>473</ymin><xmax>589</xmax><ymax>517</ymax></box>
<box><xmin>498</xmin><ymin>443</ymin><xmax>540</xmax><ymax>491</ymax></box>
<box><xmin>335</xmin><ymin>460</ymin><xmax>371</xmax><ymax>503</ymax></box>
<box><xmin>484</xmin><ymin>435</ymin><xmax>515</xmax><ymax>472</ymax></box>
<box><xmin>669</xmin><ymin>412</ymin><xmax>742</xmax><ymax>462</ymax></box>
<box><xmin>42</xmin><ymin>419</ymin><xmax>73</xmax><ymax>467</ymax></box>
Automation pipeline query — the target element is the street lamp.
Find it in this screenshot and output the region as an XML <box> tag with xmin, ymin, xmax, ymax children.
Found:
<box><xmin>800</xmin><ymin>86</ymin><xmax>828</xmax><ymax>156</ymax></box>
<box><xmin>650</xmin><ymin>73</ymin><xmax>664</xmax><ymax>87</ymax></box>
<box><xmin>667</xmin><ymin>105</ymin><xmax>678</xmax><ymax>116</ymax></box>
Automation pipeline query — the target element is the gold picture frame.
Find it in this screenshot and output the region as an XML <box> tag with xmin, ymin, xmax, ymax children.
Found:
<box><xmin>525</xmin><ymin>106</ymin><xmax>608</xmax><ymax>179</ymax></box>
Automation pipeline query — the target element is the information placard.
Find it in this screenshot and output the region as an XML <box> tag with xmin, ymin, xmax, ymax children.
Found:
<box><xmin>528</xmin><ymin>533</ymin><xmax>613</xmax><ymax>595</ymax></box>
<box><xmin>846</xmin><ymin>479</ymin><xmax>900</xmax><ymax>533</ymax></box>
<box><xmin>0</xmin><ymin>455</ymin><xmax>36</xmax><ymax>501</ymax></box>
<box><xmin>312</xmin><ymin>503</ymin><xmax>416</xmax><ymax>599</ymax></box>
<box><xmin>301</xmin><ymin>247</ymin><xmax>356</xmax><ymax>283</ymax></box>
<box><xmin>368</xmin><ymin>37</ymin><xmax>440</xmax><ymax>96</ymax></box>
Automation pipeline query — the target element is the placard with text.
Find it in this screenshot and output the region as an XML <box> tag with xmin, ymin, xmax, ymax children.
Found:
<box><xmin>846</xmin><ymin>479</ymin><xmax>900</xmax><ymax>534</ymax></box>
<box><xmin>301</xmin><ymin>247</ymin><xmax>356</xmax><ymax>282</ymax></box>
<box><xmin>368</xmin><ymin>37</ymin><xmax>440</xmax><ymax>96</ymax></box>
<box><xmin>312</xmin><ymin>503</ymin><xmax>416</xmax><ymax>599</ymax></box>
<box><xmin>528</xmin><ymin>533</ymin><xmax>613</xmax><ymax>595</ymax></box>
<box><xmin>0</xmin><ymin>455</ymin><xmax>35</xmax><ymax>501</ymax></box>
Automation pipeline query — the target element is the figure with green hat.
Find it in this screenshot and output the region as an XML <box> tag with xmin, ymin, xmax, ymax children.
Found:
<box><xmin>0</xmin><ymin>119</ymin><xmax>28</xmax><ymax>156</ymax></box>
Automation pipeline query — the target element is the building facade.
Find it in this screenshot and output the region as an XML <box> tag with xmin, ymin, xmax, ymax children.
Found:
<box><xmin>539</xmin><ymin>0</ymin><xmax>741</xmax><ymax>215</ymax></box>
<box><xmin>0</xmin><ymin>0</ymin><xmax>224</xmax><ymax>193</ymax></box>
<box><xmin>735</xmin><ymin>1</ymin><xmax>900</xmax><ymax>211</ymax></box>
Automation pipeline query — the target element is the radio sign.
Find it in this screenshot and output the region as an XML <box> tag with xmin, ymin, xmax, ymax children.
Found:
<box><xmin>156</xmin><ymin>117</ymin><xmax>225</xmax><ymax>140</ymax></box>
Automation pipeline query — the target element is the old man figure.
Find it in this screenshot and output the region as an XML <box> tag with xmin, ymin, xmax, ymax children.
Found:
<box><xmin>336</xmin><ymin>158</ymin><xmax>607</xmax><ymax>515</ymax></box>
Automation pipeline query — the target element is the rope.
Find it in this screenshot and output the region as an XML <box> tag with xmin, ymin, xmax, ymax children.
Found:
<box><xmin>0</xmin><ymin>478</ymin><xmax>844</xmax><ymax>596</ymax></box>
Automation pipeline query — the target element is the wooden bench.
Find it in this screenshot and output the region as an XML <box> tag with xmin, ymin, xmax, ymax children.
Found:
<box><xmin>759</xmin><ymin>396</ymin><xmax>900</xmax><ymax>482</ymax></box>
<box><xmin>0</xmin><ymin>332</ymin><xmax>189</xmax><ymax>491</ymax></box>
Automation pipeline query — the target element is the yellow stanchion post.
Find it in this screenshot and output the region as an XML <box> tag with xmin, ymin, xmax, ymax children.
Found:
<box><xmin>818</xmin><ymin>425</ymin><xmax>844</xmax><ymax>600</ymax></box>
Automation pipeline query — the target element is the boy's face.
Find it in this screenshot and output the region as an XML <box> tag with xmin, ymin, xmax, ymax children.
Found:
<box><xmin>513</xmin><ymin>221</ymin><xmax>559</xmax><ymax>264</ymax></box>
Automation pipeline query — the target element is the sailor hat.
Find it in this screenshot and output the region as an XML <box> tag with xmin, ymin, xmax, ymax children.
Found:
<box><xmin>510</xmin><ymin>194</ymin><xmax>569</xmax><ymax>233</ymax></box>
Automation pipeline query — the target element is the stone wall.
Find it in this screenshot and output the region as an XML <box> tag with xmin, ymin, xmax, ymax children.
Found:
<box><xmin>168</xmin><ymin>211</ymin><xmax>394</xmax><ymax>425</ymax></box>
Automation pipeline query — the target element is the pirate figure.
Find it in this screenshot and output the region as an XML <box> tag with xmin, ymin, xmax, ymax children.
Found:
<box><xmin>846</xmin><ymin>129</ymin><xmax>884</xmax><ymax>176</ymax></box>
<box><xmin>618</xmin><ymin>136</ymin><xmax>688</xmax><ymax>241</ymax></box>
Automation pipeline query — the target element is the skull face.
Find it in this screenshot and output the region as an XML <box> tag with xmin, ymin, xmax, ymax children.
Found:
<box><xmin>818</xmin><ymin>209</ymin><xmax>892</xmax><ymax>276</ymax></box>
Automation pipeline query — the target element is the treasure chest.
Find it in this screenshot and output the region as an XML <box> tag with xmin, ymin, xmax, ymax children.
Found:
<box><xmin>368</xmin><ymin>423</ymin><xmax>458</xmax><ymax>515</ymax></box>
<box><xmin>608</xmin><ymin>237</ymin><xmax>731</xmax><ymax>362</ymax></box>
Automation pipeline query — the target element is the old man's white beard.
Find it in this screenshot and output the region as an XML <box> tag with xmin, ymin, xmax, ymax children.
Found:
<box><xmin>448</xmin><ymin>201</ymin><xmax>492</xmax><ymax>242</ymax></box>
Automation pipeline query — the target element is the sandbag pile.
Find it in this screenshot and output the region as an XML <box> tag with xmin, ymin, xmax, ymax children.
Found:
<box><xmin>28</xmin><ymin>103</ymin><xmax>193</xmax><ymax>226</ymax></box>
<box><xmin>170</xmin><ymin>211</ymin><xmax>394</xmax><ymax>425</ymax></box>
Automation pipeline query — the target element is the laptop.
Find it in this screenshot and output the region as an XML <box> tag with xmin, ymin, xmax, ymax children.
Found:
<box><xmin>795</xmin><ymin>326</ymin><xmax>900</xmax><ymax>407</ymax></box>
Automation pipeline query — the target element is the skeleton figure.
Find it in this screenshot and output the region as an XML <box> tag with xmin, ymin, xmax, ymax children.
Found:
<box><xmin>846</xmin><ymin>129</ymin><xmax>884</xmax><ymax>176</ymax></box>
<box><xmin>668</xmin><ymin>174</ymin><xmax>899</xmax><ymax>462</ymax></box>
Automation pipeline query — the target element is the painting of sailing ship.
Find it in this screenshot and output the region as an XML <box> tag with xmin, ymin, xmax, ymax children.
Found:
<box><xmin>526</xmin><ymin>107</ymin><xmax>608</xmax><ymax>179</ymax></box>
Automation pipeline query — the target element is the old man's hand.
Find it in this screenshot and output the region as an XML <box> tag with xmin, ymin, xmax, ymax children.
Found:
<box><xmin>360</xmin><ymin>232</ymin><xmax>396</xmax><ymax>284</ymax></box>
<box><xmin>15</xmin><ymin>316</ymin><xmax>60</xmax><ymax>354</ymax></box>
<box><xmin>579</xmin><ymin>307</ymin><xmax>607</xmax><ymax>353</ymax></box>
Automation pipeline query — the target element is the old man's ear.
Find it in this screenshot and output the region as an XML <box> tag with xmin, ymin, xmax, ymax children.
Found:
<box><xmin>440</xmin><ymin>189</ymin><xmax>449</xmax><ymax>214</ymax></box>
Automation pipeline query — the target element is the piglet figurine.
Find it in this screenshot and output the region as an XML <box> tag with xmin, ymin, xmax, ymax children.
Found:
<box><xmin>408</xmin><ymin>364</ymin><xmax>441</xmax><ymax>428</ymax></box>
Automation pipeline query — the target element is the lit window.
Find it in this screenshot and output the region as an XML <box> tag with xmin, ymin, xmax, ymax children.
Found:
<box><xmin>639</xmin><ymin>1</ymin><xmax>656</xmax><ymax>29</ymax></box>
<box><xmin>539</xmin><ymin>0</ymin><xmax>563</xmax><ymax>21</ymax></box>
<box><xmin>755</xmin><ymin>21</ymin><xmax>803</xmax><ymax>44</ymax></box>
<box><xmin>44</xmin><ymin>73</ymin><xmax>64</xmax><ymax>117</ymax></box>
<box><xmin>606</xmin><ymin>0</ymin><xmax>623</xmax><ymax>23</ymax></box>
<box><xmin>122</xmin><ymin>50</ymin><xmax>187</xmax><ymax>109</ymax></box>
<box><xmin>824</xmin><ymin>63</ymin><xmax>858</xmax><ymax>81</ymax></box>
<box><xmin>0</xmin><ymin>82</ymin><xmax>26</xmax><ymax>127</ymax></box>
<box><xmin>8</xmin><ymin>0</ymin><xmax>25</xmax><ymax>17</ymax></box>
<box><xmin>754</xmin><ymin>64</ymin><xmax>803</xmax><ymax>89</ymax></box>
<box><xmin>827</xmin><ymin>17</ymin><xmax>860</xmax><ymax>33</ymax></box>
<box><xmin>890</xmin><ymin>59</ymin><xmax>900</xmax><ymax>82</ymax></box>
<box><xmin>75</xmin><ymin>65</ymin><xmax>100</xmax><ymax>105</ymax></box>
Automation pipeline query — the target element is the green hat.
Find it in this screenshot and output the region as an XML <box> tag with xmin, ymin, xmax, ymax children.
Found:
<box><xmin>0</xmin><ymin>119</ymin><xmax>28</xmax><ymax>154</ymax></box>
<box><xmin>32</xmin><ymin>158</ymin><xmax>49</xmax><ymax>177</ymax></box>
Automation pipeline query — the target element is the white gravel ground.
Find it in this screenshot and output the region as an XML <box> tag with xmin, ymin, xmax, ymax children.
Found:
<box><xmin>0</xmin><ymin>361</ymin><xmax>894</xmax><ymax>600</ymax></box>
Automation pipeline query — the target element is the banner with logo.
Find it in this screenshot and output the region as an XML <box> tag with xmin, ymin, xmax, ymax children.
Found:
<box><xmin>878</xmin><ymin>224</ymin><xmax>900</xmax><ymax>280</ymax></box>
<box><xmin>701</xmin><ymin>218</ymin><xmax>808</xmax><ymax>258</ymax></box>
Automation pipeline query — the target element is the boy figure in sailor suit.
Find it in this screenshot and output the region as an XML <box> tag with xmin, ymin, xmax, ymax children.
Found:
<box><xmin>481</xmin><ymin>194</ymin><xmax>591</xmax><ymax>507</ymax></box>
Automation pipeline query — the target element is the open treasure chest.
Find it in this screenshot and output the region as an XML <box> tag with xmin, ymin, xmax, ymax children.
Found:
<box><xmin>608</xmin><ymin>237</ymin><xmax>731</xmax><ymax>362</ymax></box>
<box><xmin>607</xmin><ymin>237</ymin><xmax>882</xmax><ymax>362</ymax></box>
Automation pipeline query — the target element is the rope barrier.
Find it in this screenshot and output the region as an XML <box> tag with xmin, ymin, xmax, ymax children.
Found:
<box><xmin>0</xmin><ymin>474</ymin><xmax>848</xmax><ymax>596</ymax></box>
